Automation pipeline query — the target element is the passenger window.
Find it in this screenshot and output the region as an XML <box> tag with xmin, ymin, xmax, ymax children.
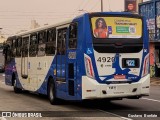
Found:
<box><xmin>6</xmin><ymin>39</ymin><xmax>12</xmax><ymax>62</ymax></box>
<box><xmin>12</xmin><ymin>39</ymin><xmax>17</xmax><ymax>48</ymax></box>
<box><xmin>38</xmin><ymin>31</ymin><xmax>46</xmax><ymax>56</ymax></box>
<box><xmin>17</xmin><ymin>37</ymin><xmax>22</xmax><ymax>47</ymax></box>
<box><xmin>5</xmin><ymin>45</ymin><xmax>11</xmax><ymax>63</ymax></box>
<box><xmin>22</xmin><ymin>37</ymin><xmax>29</xmax><ymax>57</ymax></box>
<box><xmin>16</xmin><ymin>37</ymin><xmax>22</xmax><ymax>57</ymax></box>
<box><xmin>38</xmin><ymin>31</ymin><xmax>46</xmax><ymax>44</ymax></box>
<box><xmin>47</xmin><ymin>28</ymin><xmax>56</xmax><ymax>42</ymax></box>
<box><xmin>57</xmin><ymin>28</ymin><xmax>67</xmax><ymax>55</ymax></box>
<box><xmin>46</xmin><ymin>28</ymin><xmax>56</xmax><ymax>55</ymax></box>
<box><xmin>12</xmin><ymin>39</ymin><xmax>17</xmax><ymax>57</ymax></box>
<box><xmin>23</xmin><ymin>37</ymin><xmax>29</xmax><ymax>46</ymax></box>
<box><xmin>29</xmin><ymin>33</ymin><xmax>38</xmax><ymax>57</ymax></box>
<box><xmin>30</xmin><ymin>33</ymin><xmax>38</xmax><ymax>45</ymax></box>
<box><xmin>69</xmin><ymin>23</ymin><xmax>77</xmax><ymax>49</ymax></box>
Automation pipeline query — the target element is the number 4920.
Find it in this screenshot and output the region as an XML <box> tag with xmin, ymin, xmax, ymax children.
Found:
<box><xmin>97</xmin><ymin>57</ymin><xmax>115</xmax><ymax>63</ymax></box>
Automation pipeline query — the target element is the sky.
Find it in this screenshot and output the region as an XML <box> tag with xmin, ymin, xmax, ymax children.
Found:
<box><xmin>0</xmin><ymin>0</ymin><xmax>149</xmax><ymax>37</ymax></box>
<box><xmin>0</xmin><ymin>0</ymin><xmax>125</xmax><ymax>36</ymax></box>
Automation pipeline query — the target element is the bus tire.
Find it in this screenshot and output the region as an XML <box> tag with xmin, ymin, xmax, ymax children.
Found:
<box><xmin>48</xmin><ymin>79</ymin><xmax>59</xmax><ymax>105</ymax></box>
<box><xmin>13</xmin><ymin>77</ymin><xmax>22</xmax><ymax>93</ymax></box>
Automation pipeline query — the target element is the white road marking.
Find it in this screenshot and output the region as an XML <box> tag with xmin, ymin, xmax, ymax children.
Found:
<box><xmin>141</xmin><ymin>98</ymin><xmax>160</xmax><ymax>103</ymax></box>
<box><xmin>97</xmin><ymin>109</ymin><xmax>132</xmax><ymax>120</ymax></box>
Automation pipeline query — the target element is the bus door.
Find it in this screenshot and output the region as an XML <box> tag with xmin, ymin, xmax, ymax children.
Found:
<box><xmin>21</xmin><ymin>36</ymin><xmax>29</xmax><ymax>79</ymax></box>
<box><xmin>56</xmin><ymin>28</ymin><xmax>67</xmax><ymax>92</ymax></box>
<box><xmin>66</xmin><ymin>23</ymin><xmax>78</xmax><ymax>96</ymax></box>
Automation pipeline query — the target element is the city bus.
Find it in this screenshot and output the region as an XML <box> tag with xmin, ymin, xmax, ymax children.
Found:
<box><xmin>3</xmin><ymin>12</ymin><xmax>150</xmax><ymax>104</ymax></box>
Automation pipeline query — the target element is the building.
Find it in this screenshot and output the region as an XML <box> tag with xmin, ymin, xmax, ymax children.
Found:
<box><xmin>16</xmin><ymin>20</ymin><xmax>40</xmax><ymax>34</ymax></box>
<box><xmin>30</xmin><ymin>20</ymin><xmax>40</xmax><ymax>29</ymax></box>
<box><xmin>139</xmin><ymin>0</ymin><xmax>160</xmax><ymax>77</ymax></box>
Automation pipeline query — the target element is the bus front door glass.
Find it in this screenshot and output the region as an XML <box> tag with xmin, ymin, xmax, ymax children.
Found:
<box><xmin>56</xmin><ymin>28</ymin><xmax>67</xmax><ymax>82</ymax></box>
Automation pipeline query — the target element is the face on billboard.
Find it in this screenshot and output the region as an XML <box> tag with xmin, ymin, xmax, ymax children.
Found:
<box><xmin>128</xmin><ymin>3</ymin><xmax>134</xmax><ymax>11</ymax></box>
<box><xmin>125</xmin><ymin>0</ymin><xmax>136</xmax><ymax>12</ymax></box>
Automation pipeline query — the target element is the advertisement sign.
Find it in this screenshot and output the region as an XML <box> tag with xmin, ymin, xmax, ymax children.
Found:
<box><xmin>91</xmin><ymin>17</ymin><xmax>142</xmax><ymax>38</ymax></box>
<box><xmin>125</xmin><ymin>0</ymin><xmax>137</xmax><ymax>12</ymax></box>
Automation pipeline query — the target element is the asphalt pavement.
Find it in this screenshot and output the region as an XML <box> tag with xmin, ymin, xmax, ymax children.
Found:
<box><xmin>150</xmin><ymin>77</ymin><xmax>160</xmax><ymax>86</ymax></box>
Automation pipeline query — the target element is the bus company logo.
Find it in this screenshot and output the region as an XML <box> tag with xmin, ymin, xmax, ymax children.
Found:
<box><xmin>1</xmin><ymin>112</ymin><xmax>42</xmax><ymax>118</ymax></box>
<box><xmin>2</xmin><ymin>112</ymin><xmax>11</xmax><ymax>117</ymax></box>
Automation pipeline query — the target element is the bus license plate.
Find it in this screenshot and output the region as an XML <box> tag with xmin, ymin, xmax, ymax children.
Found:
<box><xmin>114</xmin><ymin>75</ymin><xmax>126</xmax><ymax>79</ymax></box>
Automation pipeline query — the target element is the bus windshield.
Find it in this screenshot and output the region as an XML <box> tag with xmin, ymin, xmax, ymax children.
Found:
<box><xmin>91</xmin><ymin>16</ymin><xmax>142</xmax><ymax>39</ymax></box>
<box><xmin>0</xmin><ymin>43</ymin><xmax>3</xmax><ymax>52</ymax></box>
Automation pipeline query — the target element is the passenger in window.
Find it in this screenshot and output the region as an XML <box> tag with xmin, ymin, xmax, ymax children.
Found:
<box><xmin>94</xmin><ymin>18</ymin><xmax>108</xmax><ymax>38</ymax></box>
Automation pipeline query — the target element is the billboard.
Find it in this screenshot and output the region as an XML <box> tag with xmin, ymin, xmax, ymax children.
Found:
<box><xmin>91</xmin><ymin>17</ymin><xmax>142</xmax><ymax>38</ymax></box>
<box><xmin>125</xmin><ymin>0</ymin><xmax>137</xmax><ymax>12</ymax></box>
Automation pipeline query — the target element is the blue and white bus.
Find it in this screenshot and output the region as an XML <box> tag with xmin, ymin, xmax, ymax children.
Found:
<box><xmin>4</xmin><ymin>12</ymin><xmax>150</xmax><ymax>104</ymax></box>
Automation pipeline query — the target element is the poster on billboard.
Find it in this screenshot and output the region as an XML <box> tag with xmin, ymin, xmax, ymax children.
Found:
<box><xmin>125</xmin><ymin>0</ymin><xmax>137</xmax><ymax>12</ymax></box>
<box><xmin>91</xmin><ymin>17</ymin><xmax>142</xmax><ymax>38</ymax></box>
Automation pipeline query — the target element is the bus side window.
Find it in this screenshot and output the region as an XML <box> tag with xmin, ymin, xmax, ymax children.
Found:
<box><xmin>0</xmin><ymin>43</ymin><xmax>3</xmax><ymax>51</ymax></box>
<box><xmin>12</xmin><ymin>39</ymin><xmax>17</xmax><ymax>57</ymax></box>
<box><xmin>69</xmin><ymin>23</ymin><xmax>77</xmax><ymax>49</ymax></box>
<box><xmin>38</xmin><ymin>31</ymin><xmax>46</xmax><ymax>44</ymax></box>
<box><xmin>22</xmin><ymin>37</ymin><xmax>29</xmax><ymax>57</ymax></box>
<box><xmin>16</xmin><ymin>37</ymin><xmax>22</xmax><ymax>57</ymax></box>
<box><xmin>57</xmin><ymin>28</ymin><xmax>67</xmax><ymax>55</ymax></box>
<box><xmin>38</xmin><ymin>31</ymin><xmax>46</xmax><ymax>56</ymax></box>
<box><xmin>6</xmin><ymin>39</ymin><xmax>12</xmax><ymax>63</ymax></box>
<box><xmin>46</xmin><ymin>28</ymin><xmax>56</xmax><ymax>55</ymax></box>
<box><xmin>30</xmin><ymin>33</ymin><xmax>38</xmax><ymax>57</ymax></box>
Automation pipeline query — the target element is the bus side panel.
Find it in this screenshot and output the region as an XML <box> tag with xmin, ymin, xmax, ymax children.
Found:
<box><xmin>27</xmin><ymin>55</ymin><xmax>56</xmax><ymax>95</ymax></box>
<box><xmin>5</xmin><ymin>59</ymin><xmax>15</xmax><ymax>86</ymax></box>
<box><xmin>5</xmin><ymin>59</ymin><xmax>23</xmax><ymax>89</ymax></box>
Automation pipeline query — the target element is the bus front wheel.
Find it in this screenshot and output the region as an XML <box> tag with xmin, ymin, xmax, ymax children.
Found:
<box><xmin>48</xmin><ymin>79</ymin><xmax>58</xmax><ymax>105</ymax></box>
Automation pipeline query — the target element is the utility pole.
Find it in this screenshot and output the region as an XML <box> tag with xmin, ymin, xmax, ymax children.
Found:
<box><xmin>101</xmin><ymin>0</ymin><xmax>103</xmax><ymax>12</ymax></box>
